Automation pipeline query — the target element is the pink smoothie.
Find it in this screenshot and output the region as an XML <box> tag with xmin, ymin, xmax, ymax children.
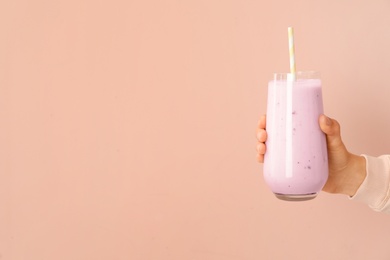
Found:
<box><xmin>263</xmin><ymin>78</ymin><xmax>328</xmax><ymax>196</ymax></box>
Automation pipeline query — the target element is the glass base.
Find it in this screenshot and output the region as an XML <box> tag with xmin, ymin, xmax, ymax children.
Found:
<box><xmin>274</xmin><ymin>193</ymin><xmax>317</xmax><ymax>201</ymax></box>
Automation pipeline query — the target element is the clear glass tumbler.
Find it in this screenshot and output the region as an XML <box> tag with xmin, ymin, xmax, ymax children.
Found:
<box><xmin>263</xmin><ymin>71</ymin><xmax>328</xmax><ymax>201</ymax></box>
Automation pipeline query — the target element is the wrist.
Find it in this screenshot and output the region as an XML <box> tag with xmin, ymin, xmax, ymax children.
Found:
<box><xmin>342</xmin><ymin>154</ymin><xmax>367</xmax><ymax>197</ymax></box>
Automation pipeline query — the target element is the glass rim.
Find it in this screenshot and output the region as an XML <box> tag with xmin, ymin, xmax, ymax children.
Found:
<box><xmin>272</xmin><ymin>71</ymin><xmax>321</xmax><ymax>80</ymax></box>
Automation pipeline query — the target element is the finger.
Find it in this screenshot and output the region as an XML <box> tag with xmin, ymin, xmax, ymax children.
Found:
<box><xmin>256</xmin><ymin>114</ymin><xmax>267</xmax><ymax>141</ymax></box>
<box><xmin>256</xmin><ymin>142</ymin><xmax>266</xmax><ymax>154</ymax></box>
<box><xmin>257</xmin><ymin>153</ymin><xmax>264</xmax><ymax>163</ymax></box>
<box><xmin>318</xmin><ymin>114</ymin><xmax>343</xmax><ymax>147</ymax></box>
<box><xmin>257</xmin><ymin>114</ymin><xmax>266</xmax><ymax>129</ymax></box>
<box><xmin>256</xmin><ymin>129</ymin><xmax>267</xmax><ymax>142</ymax></box>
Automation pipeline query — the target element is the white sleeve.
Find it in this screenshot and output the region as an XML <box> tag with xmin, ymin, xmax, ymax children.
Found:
<box><xmin>350</xmin><ymin>155</ymin><xmax>390</xmax><ymax>213</ymax></box>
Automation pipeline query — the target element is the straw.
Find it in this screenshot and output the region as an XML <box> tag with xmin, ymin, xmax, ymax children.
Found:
<box><xmin>286</xmin><ymin>27</ymin><xmax>296</xmax><ymax>177</ymax></box>
<box><xmin>288</xmin><ymin>27</ymin><xmax>296</xmax><ymax>80</ymax></box>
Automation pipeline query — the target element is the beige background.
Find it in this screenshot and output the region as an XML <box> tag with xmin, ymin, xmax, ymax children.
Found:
<box><xmin>1</xmin><ymin>0</ymin><xmax>390</xmax><ymax>259</ymax></box>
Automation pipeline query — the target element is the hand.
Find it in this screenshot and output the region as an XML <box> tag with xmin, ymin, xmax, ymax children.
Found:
<box><xmin>256</xmin><ymin>114</ymin><xmax>366</xmax><ymax>196</ymax></box>
<box><xmin>256</xmin><ymin>115</ymin><xmax>267</xmax><ymax>163</ymax></box>
<box><xmin>318</xmin><ymin>115</ymin><xmax>366</xmax><ymax>196</ymax></box>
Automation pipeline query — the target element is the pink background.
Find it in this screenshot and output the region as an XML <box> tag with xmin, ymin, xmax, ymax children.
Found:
<box><xmin>1</xmin><ymin>0</ymin><xmax>390</xmax><ymax>259</ymax></box>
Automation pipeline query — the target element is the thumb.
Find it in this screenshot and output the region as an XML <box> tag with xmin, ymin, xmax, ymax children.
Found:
<box><xmin>319</xmin><ymin>114</ymin><xmax>344</xmax><ymax>148</ymax></box>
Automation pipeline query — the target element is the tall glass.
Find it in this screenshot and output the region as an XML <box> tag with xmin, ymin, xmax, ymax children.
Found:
<box><xmin>263</xmin><ymin>71</ymin><xmax>328</xmax><ymax>201</ymax></box>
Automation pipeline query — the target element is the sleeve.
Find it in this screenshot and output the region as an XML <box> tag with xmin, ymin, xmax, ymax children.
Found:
<box><xmin>350</xmin><ymin>154</ymin><xmax>390</xmax><ymax>213</ymax></box>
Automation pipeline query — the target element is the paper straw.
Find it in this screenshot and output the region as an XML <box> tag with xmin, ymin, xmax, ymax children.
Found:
<box><xmin>288</xmin><ymin>27</ymin><xmax>296</xmax><ymax>80</ymax></box>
